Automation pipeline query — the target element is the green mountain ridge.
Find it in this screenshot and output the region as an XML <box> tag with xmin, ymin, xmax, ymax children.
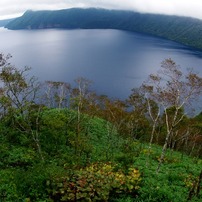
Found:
<box><xmin>5</xmin><ymin>8</ymin><xmax>202</xmax><ymax>50</ymax></box>
<box><xmin>0</xmin><ymin>18</ymin><xmax>14</xmax><ymax>27</ymax></box>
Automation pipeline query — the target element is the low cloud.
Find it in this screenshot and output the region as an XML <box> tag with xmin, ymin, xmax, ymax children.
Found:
<box><xmin>0</xmin><ymin>0</ymin><xmax>202</xmax><ymax>20</ymax></box>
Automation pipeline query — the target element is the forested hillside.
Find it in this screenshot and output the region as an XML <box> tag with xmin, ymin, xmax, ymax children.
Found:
<box><xmin>0</xmin><ymin>53</ymin><xmax>202</xmax><ymax>201</ymax></box>
<box><xmin>0</xmin><ymin>18</ymin><xmax>14</xmax><ymax>27</ymax></box>
<box><xmin>5</xmin><ymin>8</ymin><xmax>202</xmax><ymax>49</ymax></box>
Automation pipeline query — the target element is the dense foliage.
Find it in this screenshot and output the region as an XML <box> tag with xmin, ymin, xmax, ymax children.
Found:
<box><xmin>5</xmin><ymin>8</ymin><xmax>202</xmax><ymax>49</ymax></box>
<box><xmin>0</xmin><ymin>54</ymin><xmax>201</xmax><ymax>201</ymax></box>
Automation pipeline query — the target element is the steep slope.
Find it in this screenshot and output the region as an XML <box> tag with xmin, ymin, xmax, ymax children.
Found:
<box><xmin>0</xmin><ymin>18</ymin><xmax>14</xmax><ymax>27</ymax></box>
<box><xmin>5</xmin><ymin>8</ymin><xmax>202</xmax><ymax>49</ymax></box>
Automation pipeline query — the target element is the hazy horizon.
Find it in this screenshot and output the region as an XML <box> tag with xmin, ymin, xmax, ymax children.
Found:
<box><xmin>1</xmin><ymin>0</ymin><xmax>202</xmax><ymax>20</ymax></box>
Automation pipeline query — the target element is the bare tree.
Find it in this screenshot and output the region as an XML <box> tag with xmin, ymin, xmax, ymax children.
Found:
<box><xmin>71</xmin><ymin>77</ymin><xmax>93</xmax><ymax>135</ymax></box>
<box><xmin>142</xmin><ymin>59</ymin><xmax>202</xmax><ymax>172</ymax></box>
<box><xmin>44</xmin><ymin>81</ymin><xmax>71</xmax><ymax>108</ymax></box>
<box><xmin>128</xmin><ymin>88</ymin><xmax>149</xmax><ymax>140</ymax></box>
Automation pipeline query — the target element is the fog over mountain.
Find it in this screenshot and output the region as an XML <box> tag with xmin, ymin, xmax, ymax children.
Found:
<box><xmin>1</xmin><ymin>0</ymin><xmax>202</xmax><ymax>20</ymax></box>
<box><xmin>5</xmin><ymin>8</ymin><xmax>202</xmax><ymax>50</ymax></box>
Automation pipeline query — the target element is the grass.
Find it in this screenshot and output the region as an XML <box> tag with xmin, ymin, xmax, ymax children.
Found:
<box><xmin>0</xmin><ymin>108</ymin><xmax>201</xmax><ymax>201</ymax></box>
<box><xmin>113</xmin><ymin>143</ymin><xmax>202</xmax><ymax>202</ymax></box>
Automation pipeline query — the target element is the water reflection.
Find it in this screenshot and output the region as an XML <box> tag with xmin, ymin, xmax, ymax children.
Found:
<box><xmin>1</xmin><ymin>28</ymin><xmax>202</xmax><ymax>100</ymax></box>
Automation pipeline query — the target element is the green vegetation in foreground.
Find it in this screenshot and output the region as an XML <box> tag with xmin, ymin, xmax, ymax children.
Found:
<box><xmin>5</xmin><ymin>8</ymin><xmax>202</xmax><ymax>50</ymax></box>
<box><xmin>0</xmin><ymin>54</ymin><xmax>201</xmax><ymax>201</ymax></box>
<box><xmin>0</xmin><ymin>108</ymin><xmax>201</xmax><ymax>201</ymax></box>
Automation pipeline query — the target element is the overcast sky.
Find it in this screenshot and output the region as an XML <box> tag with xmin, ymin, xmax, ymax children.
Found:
<box><xmin>1</xmin><ymin>0</ymin><xmax>202</xmax><ymax>20</ymax></box>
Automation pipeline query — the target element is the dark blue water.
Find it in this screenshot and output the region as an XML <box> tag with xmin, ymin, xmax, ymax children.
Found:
<box><xmin>1</xmin><ymin>28</ymin><xmax>202</xmax><ymax>100</ymax></box>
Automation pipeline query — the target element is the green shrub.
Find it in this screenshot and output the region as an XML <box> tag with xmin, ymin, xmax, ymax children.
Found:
<box><xmin>13</xmin><ymin>165</ymin><xmax>49</xmax><ymax>201</ymax></box>
<box><xmin>47</xmin><ymin>162</ymin><xmax>141</xmax><ymax>201</ymax></box>
<box><xmin>0</xmin><ymin>169</ymin><xmax>19</xmax><ymax>201</ymax></box>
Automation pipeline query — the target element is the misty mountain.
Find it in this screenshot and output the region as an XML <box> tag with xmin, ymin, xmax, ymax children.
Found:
<box><xmin>5</xmin><ymin>8</ymin><xmax>202</xmax><ymax>50</ymax></box>
<box><xmin>0</xmin><ymin>18</ymin><xmax>14</xmax><ymax>27</ymax></box>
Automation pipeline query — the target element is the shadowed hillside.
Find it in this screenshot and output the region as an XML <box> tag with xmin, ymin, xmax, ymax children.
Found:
<box><xmin>5</xmin><ymin>8</ymin><xmax>202</xmax><ymax>50</ymax></box>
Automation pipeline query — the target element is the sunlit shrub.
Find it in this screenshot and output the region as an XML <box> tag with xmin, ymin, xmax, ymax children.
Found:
<box><xmin>47</xmin><ymin>162</ymin><xmax>141</xmax><ymax>201</ymax></box>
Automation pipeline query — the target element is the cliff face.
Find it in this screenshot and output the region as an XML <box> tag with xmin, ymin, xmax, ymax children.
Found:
<box><xmin>5</xmin><ymin>8</ymin><xmax>202</xmax><ymax>50</ymax></box>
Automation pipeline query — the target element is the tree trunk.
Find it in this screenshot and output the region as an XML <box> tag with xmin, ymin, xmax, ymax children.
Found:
<box><xmin>156</xmin><ymin>131</ymin><xmax>170</xmax><ymax>173</ymax></box>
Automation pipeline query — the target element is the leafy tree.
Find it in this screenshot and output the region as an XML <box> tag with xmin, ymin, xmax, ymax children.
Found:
<box><xmin>0</xmin><ymin>54</ymin><xmax>44</xmax><ymax>160</ymax></box>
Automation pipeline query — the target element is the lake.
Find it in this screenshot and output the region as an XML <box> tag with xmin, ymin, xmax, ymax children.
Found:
<box><xmin>1</xmin><ymin>28</ymin><xmax>202</xmax><ymax>101</ymax></box>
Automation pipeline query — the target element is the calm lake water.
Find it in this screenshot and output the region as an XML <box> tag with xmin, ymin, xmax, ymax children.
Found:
<box><xmin>1</xmin><ymin>28</ymin><xmax>202</xmax><ymax>100</ymax></box>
